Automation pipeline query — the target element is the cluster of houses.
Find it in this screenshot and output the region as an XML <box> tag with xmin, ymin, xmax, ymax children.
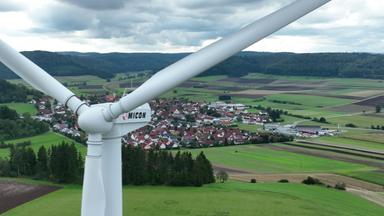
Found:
<box><xmin>31</xmin><ymin>95</ymin><xmax>336</xmax><ymax>149</ymax></box>
<box><xmin>31</xmin><ymin>97</ymin><xmax>81</xmax><ymax>139</ymax></box>
<box><xmin>52</xmin><ymin>123</ymin><xmax>81</xmax><ymax>138</ymax></box>
<box><xmin>32</xmin><ymin>96</ymin><xmax>272</xmax><ymax>149</ymax></box>
<box><xmin>122</xmin><ymin>99</ymin><xmax>271</xmax><ymax>149</ymax></box>
<box><xmin>208</xmin><ymin>101</ymin><xmax>270</xmax><ymax>125</ymax></box>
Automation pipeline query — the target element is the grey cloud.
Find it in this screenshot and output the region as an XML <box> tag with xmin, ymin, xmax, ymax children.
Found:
<box><xmin>45</xmin><ymin>13</ymin><xmax>92</xmax><ymax>31</ymax></box>
<box><xmin>177</xmin><ymin>0</ymin><xmax>266</xmax><ymax>10</ymax></box>
<box><xmin>22</xmin><ymin>0</ymin><xmax>384</xmax><ymax>53</ymax></box>
<box><xmin>0</xmin><ymin>1</ymin><xmax>22</xmax><ymax>12</ymax></box>
<box><xmin>31</xmin><ymin>3</ymin><xmax>94</xmax><ymax>32</ymax></box>
<box><xmin>57</xmin><ymin>0</ymin><xmax>137</xmax><ymax>10</ymax></box>
<box><xmin>30</xmin><ymin>0</ymin><xmax>292</xmax><ymax>48</ymax></box>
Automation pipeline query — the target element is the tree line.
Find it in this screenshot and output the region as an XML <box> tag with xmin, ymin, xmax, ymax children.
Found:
<box><xmin>0</xmin><ymin>142</ymin><xmax>215</xmax><ymax>187</ymax></box>
<box><xmin>0</xmin><ymin>106</ymin><xmax>49</xmax><ymax>140</ymax></box>
<box><xmin>371</xmin><ymin>125</ymin><xmax>384</xmax><ymax>130</ymax></box>
<box><xmin>0</xmin><ymin>142</ymin><xmax>83</xmax><ymax>183</ymax></box>
<box><xmin>122</xmin><ymin>145</ymin><xmax>215</xmax><ymax>186</ymax></box>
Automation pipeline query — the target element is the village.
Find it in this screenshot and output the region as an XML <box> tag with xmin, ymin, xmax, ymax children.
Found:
<box><xmin>31</xmin><ymin>95</ymin><xmax>336</xmax><ymax>149</ymax></box>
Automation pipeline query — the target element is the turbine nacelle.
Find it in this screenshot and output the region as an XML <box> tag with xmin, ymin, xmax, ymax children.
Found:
<box><xmin>104</xmin><ymin>103</ymin><xmax>151</xmax><ymax>139</ymax></box>
<box><xmin>78</xmin><ymin>102</ymin><xmax>151</xmax><ymax>137</ymax></box>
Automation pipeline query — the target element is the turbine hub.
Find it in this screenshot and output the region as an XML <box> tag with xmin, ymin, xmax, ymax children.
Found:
<box><xmin>78</xmin><ymin>106</ymin><xmax>113</xmax><ymax>134</ymax></box>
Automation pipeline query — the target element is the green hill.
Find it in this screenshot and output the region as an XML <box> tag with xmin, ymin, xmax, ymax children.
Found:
<box><xmin>0</xmin><ymin>132</ymin><xmax>85</xmax><ymax>159</ymax></box>
<box><xmin>1</xmin><ymin>51</ymin><xmax>384</xmax><ymax>79</ymax></box>
<box><xmin>2</xmin><ymin>180</ymin><xmax>383</xmax><ymax>216</ymax></box>
<box><xmin>0</xmin><ymin>79</ymin><xmax>41</xmax><ymax>103</ymax></box>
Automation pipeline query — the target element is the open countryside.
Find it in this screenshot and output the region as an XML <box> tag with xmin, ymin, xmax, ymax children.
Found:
<box><xmin>1</xmin><ymin>71</ymin><xmax>384</xmax><ymax>215</ymax></box>
<box><xmin>0</xmin><ymin>0</ymin><xmax>384</xmax><ymax>214</ymax></box>
<box><xmin>2</xmin><ymin>181</ymin><xmax>384</xmax><ymax>216</ymax></box>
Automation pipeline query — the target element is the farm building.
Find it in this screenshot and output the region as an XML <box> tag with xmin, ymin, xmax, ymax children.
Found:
<box><xmin>294</xmin><ymin>125</ymin><xmax>322</xmax><ymax>135</ymax></box>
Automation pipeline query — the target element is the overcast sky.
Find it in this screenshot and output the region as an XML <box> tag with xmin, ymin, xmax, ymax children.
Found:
<box><xmin>0</xmin><ymin>0</ymin><xmax>383</xmax><ymax>53</ymax></box>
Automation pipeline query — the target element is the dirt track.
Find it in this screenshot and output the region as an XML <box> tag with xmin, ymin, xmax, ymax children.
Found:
<box><xmin>213</xmin><ymin>163</ymin><xmax>384</xmax><ymax>192</ymax></box>
<box><xmin>213</xmin><ymin>164</ymin><xmax>251</xmax><ymax>174</ymax></box>
<box><xmin>348</xmin><ymin>188</ymin><xmax>384</xmax><ymax>207</ymax></box>
<box><xmin>213</xmin><ymin>164</ymin><xmax>384</xmax><ymax>207</ymax></box>
<box><xmin>0</xmin><ymin>180</ymin><xmax>60</xmax><ymax>214</ymax></box>
<box><xmin>238</xmin><ymin>173</ymin><xmax>384</xmax><ymax>207</ymax></box>
<box><xmin>229</xmin><ymin>173</ymin><xmax>383</xmax><ymax>191</ymax></box>
<box><xmin>263</xmin><ymin>143</ymin><xmax>384</xmax><ymax>169</ymax></box>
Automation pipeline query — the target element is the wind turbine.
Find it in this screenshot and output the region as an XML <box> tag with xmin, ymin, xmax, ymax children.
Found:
<box><xmin>0</xmin><ymin>0</ymin><xmax>331</xmax><ymax>215</ymax></box>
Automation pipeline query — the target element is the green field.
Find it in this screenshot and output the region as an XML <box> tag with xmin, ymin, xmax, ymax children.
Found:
<box><xmin>0</xmin><ymin>132</ymin><xmax>86</xmax><ymax>159</ymax></box>
<box><xmin>0</xmin><ymin>103</ymin><xmax>37</xmax><ymax>115</ymax></box>
<box><xmin>3</xmin><ymin>180</ymin><xmax>383</xmax><ymax>216</ymax></box>
<box><xmin>244</xmin><ymin>73</ymin><xmax>384</xmax><ymax>90</ymax></box>
<box><xmin>312</xmin><ymin>136</ymin><xmax>384</xmax><ymax>151</ymax></box>
<box><xmin>328</xmin><ymin>114</ymin><xmax>384</xmax><ymax>128</ymax></box>
<box><xmin>280</xmin><ymin>115</ymin><xmax>307</xmax><ymax>124</ymax></box>
<box><xmin>55</xmin><ymin>75</ymin><xmax>106</xmax><ymax>85</ymax></box>
<box><xmin>295</xmin><ymin>114</ymin><xmax>384</xmax><ymax>129</ymax></box>
<box><xmin>191</xmin><ymin>75</ymin><xmax>228</xmax><ymax>82</ymax></box>
<box><xmin>263</xmin><ymin>94</ymin><xmax>353</xmax><ymax>108</ymax></box>
<box><xmin>162</xmin><ymin>87</ymin><xmax>219</xmax><ymax>102</ymax></box>
<box><xmin>237</xmin><ymin>123</ymin><xmax>263</xmax><ymax>132</ymax></box>
<box><xmin>253</xmin><ymin>95</ymin><xmax>350</xmax><ymax>118</ymax></box>
<box><xmin>232</xmin><ymin>96</ymin><xmax>348</xmax><ymax>118</ymax></box>
<box><xmin>343</xmin><ymin>130</ymin><xmax>384</xmax><ymax>144</ymax></box>
<box><xmin>344</xmin><ymin>171</ymin><xmax>384</xmax><ymax>186</ymax></box>
<box><xmin>184</xmin><ymin>145</ymin><xmax>372</xmax><ymax>174</ymax></box>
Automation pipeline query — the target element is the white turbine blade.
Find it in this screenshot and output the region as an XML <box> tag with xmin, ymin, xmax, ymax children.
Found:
<box><xmin>0</xmin><ymin>39</ymin><xmax>86</xmax><ymax>114</ymax></box>
<box><xmin>106</xmin><ymin>0</ymin><xmax>331</xmax><ymax>119</ymax></box>
<box><xmin>81</xmin><ymin>134</ymin><xmax>105</xmax><ymax>216</ymax></box>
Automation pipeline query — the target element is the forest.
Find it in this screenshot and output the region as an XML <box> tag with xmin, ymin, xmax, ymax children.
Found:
<box><xmin>0</xmin><ymin>142</ymin><xmax>83</xmax><ymax>183</ymax></box>
<box><xmin>0</xmin><ymin>142</ymin><xmax>215</xmax><ymax>186</ymax></box>
<box><xmin>0</xmin><ymin>79</ymin><xmax>41</xmax><ymax>103</ymax></box>
<box><xmin>0</xmin><ymin>106</ymin><xmax>49</xmax><ymax>141</ymax></box>
<box><xmin>1</xmin><ymin>51</ymin><xmax>384</xmax><ymax>79</ymax></box>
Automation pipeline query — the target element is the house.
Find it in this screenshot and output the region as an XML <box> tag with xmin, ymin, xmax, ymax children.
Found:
<box><xmin>105</xmin><ymin>94</ymin><xmax>117</xmax><ymax>102</ymax></box>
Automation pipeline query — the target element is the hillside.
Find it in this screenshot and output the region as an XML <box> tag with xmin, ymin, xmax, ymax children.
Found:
<box><xmin>1</xmin><ymin>51</ymin><xmax>384</xmax><ymax>79</ymax></box>
<box><xmin>2</xmin><ymin>180</ymin><xmax>384</xmax><ymax>216</ymax></box>
<box><xmin>0</xmin><ymin>79</ymin><xmax>41</xmax><ymax>103</ymax></box>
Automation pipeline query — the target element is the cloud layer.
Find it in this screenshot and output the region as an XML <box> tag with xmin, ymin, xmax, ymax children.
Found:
<box><xmin>0</xmin><ymin>0</ymin><xmax>22</xmax><ymax>12</ymax></box>
<box><xmin>0</xmin><ymin>0</ymin><xmax>383</xmax><ymax>53</ymax></box>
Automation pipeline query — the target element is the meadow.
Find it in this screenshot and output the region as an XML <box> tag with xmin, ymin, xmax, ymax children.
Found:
<box><xmin>2</xmin><ymin>180</ymin><xmax>383</xmax><ymax>216</ymax></box>
<box><xmin>162</xmin><ymin>87</ymin><xmax>221</xmax><ymax>102</ymax></box>
<box><xmin>343</xmin><ymin>130</ymin><xmax>384</xmax><ymax>144</ymax></box>
<box><xmin>313</xmin><ymin>136</ymin><xmax>384</xmax><ymax>152</ymax></box>
<box><xmin>328</xmin><ymin>114</ymin><xmax>384</xmax><ymax>128</ymax></box>
<box><xmin>0</xmin><ymin>103</ymin><xmax>37</xmax><ymax>115</ymax></box>
<box><xmin>259</xmin><ymin>94</ymin><xmax>353</xmax><ymax>109</ymax></box>
<box><xmin>0</xmin><ymin>132</ymin><xmax>86</xmax><ymax>159</ymax></box>
<box><xmin>184</xmin><ymin>145</ymin><xmax>372</xmax><ymax>174</ymax></box>
<box><xmin>237</xmin><ymin>123</ymin><xmax>263</xmax><ymax>132</ymax></box>
<box><xmin>344</xmin><ymin>171</ymin><xmax>384</xmax><ymax>186</ymax></box>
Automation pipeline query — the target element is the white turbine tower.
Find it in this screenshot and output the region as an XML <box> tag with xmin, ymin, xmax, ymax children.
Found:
<box><xmin>0</xmin><ymin>0</ymin><xmax>331</xmax><ymax>215</ymax></box>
